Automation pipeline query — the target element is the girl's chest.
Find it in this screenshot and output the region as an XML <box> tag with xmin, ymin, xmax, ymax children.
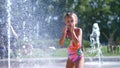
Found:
<box><xmin>66</xmin><ymin>29</ymin><xmax>78</xmax><ymax>39</ymax></box>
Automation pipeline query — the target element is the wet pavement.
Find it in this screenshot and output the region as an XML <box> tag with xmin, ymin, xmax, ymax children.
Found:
<box><xmin>0</xmin><ymin>57</ymin><xmax>120</xmax><ymax>68</ymax></box>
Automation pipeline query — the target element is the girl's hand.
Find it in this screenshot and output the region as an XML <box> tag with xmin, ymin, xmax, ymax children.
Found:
<box><xmin>70</xmin><ymin>23</ymin><xmax>74</xmax><ymax>32</ymax></box>
<box><xmin>63</xmin><ymin>26</ymin><xmax>68</xmax><ymax>35</ymax></box>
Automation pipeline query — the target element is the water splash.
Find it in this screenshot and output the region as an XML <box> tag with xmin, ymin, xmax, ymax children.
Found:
<box><xmin>6</xmin><ymin>0</ymin><xmax>12</xmax><ymax>68</ymax></box>
<box><xmin>90</xmin><ymin>23</ymin><xmax>102</xmax><ymax>67</ymax></box>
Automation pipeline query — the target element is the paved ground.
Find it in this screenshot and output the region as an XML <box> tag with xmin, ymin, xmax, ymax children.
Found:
<box><xmin>0</xmin><ymin>62</ymin><xmax>120</xmax><ymax>68</ymax></box>
<box><xmin>0</xmin><ymin>57</ymin><xmax>120</xmax><ymax>68</ymax></box>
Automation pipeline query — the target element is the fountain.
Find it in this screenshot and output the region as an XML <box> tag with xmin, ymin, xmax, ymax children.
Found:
<box><xmin>1</xmin><ymin>0</ymin><xmax>61</xmax><ymax>68</ymax></box>
<box><xmin>0</xmin><ymin>0</ymin><xmax>120</xmax><ymax>68</ymax></box>
<box><xmin>84</xmin><ymin>23</ymin><xmax>120</xmax><ymax>68</ymax></box>
<box><xmin>90</xmin><ymin>23</ymin><xmax>102</xmax><ymax>63</ymax></box>
<box><xmin>6</xmin><ymin>0</ymin><xmax>12</xmax><ymax>68</ymax></box>
<box><xmin>89</xmin><ymin>23</ymin><xmax>102</xmax><ymax>67</ymax></box>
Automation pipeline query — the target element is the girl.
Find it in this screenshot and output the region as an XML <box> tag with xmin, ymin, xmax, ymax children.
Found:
<box><xmin>59</xmin><ymin>12</ymin><xmax>84</xmax><ymax>68</ymax></box>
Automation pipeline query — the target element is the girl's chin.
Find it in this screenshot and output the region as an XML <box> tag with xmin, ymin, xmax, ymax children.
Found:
<box><xmin>67</xmin><ymin>27</ymin><xmax>70</xmax><ymax>30</ymax></box>
<box><xmin>67</xmin><ymin>25</ymin><xmax>71</xmax><ymax>28</ymax></box>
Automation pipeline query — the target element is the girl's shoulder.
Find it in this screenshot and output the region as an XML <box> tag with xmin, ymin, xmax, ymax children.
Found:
<box><xmin>75</xmin><ymin>27</ymin><xmax>82</xmax><ymax>32</ymax></box>
<box><xmin>75</xmin><ymin>27</ymin><xmax>82</xmax><ymax>35</ymax></box>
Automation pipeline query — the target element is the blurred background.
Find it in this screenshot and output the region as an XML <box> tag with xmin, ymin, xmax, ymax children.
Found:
<box><xmin>0</xmin><ymin>0</ymin><xmax>120</xmax><ymax>59</ymax></box>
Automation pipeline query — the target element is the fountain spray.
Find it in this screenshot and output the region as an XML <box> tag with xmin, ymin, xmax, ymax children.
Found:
<box><xmin>6</xmin><ymin>0</ymin><xmax>12</xmax><ymax>68</ymax></box>
<box><xmin>90</xmin><ymin>23</ymin><xmax>102</xmax><ymax>67</ymax></box>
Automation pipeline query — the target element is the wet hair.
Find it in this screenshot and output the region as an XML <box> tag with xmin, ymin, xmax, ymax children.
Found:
<box><xmin>64</xmin><ymin>12</ymin><xmax>78</xmax><ymax>25</ymax></box>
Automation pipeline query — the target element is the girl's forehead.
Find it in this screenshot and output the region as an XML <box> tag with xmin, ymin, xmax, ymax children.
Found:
<box><xmin>65</xmin><ymin>15</ymin><xmax>74</xmax><ymax>20</ymax></box>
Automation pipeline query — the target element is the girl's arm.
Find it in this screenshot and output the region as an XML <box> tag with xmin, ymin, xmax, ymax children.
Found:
<box><xmin>71</xmin><ymin>28</ymin><xmax>82</xmax><ymax>45</ymax></box>
<box><xmin>59</xmin><ymin>26</ymin><xmax>67</xmax><ymax>47</ymax></box>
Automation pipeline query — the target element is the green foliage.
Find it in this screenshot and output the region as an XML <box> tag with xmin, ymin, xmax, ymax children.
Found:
<box><xmin>13</xmin><ymin>46</ymin><xmax>120</xmax><ymax>58</ymax></box>
<box><xmin>65</xmin><ymin>0</ymin><xmax>120</xmax><ymax>44</ymax></box>
<box><xmin>0</xmin><ymin>0</ymin><xmax>120</xmax><ymax>57</ymax></box>
<box><xmin>101</xmin><ymin>46</ymin><xmax>120</xmax><ymax>56</ymax></box>
<box><xmin>83</xmin><ymin>40</ymin><xmax>91</xmax><ymax>47</ymax></box>
<box><xmin>52</xmin><ymin>48</ymin><xmax>68</xmax><ymax>57</ymax></box>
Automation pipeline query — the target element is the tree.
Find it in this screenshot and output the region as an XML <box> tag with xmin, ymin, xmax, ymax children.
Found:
<box><xmin>65</xmin><ymin>0</ymin><xmax>120</xmax><ymax>45</ymax></box>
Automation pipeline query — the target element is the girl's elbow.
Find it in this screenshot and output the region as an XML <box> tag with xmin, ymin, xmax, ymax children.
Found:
<box><xmin>76</xmin><ymin>41</ymin><xmax>79</xmax><ymax>45</ymax></box>
<box><xmin>74</xmin><ymin>40</ymin><xmax>79</xmax><ymax>45</ymax></box>
<box><xmin>59</xmin><ymin>41</ymin><xmax>64</xmax><ymax>47</ymax></box>
<box><xmin>59</xmin><ymin>43</ymin><xmax>64</xmax><ymax>46</ymax></box>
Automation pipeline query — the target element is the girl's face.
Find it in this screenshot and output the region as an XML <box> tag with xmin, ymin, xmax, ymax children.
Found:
<box><xmin>65</xmin><ymin>15</ymin><xmax>75</xmax><ymax>28</ymax></box>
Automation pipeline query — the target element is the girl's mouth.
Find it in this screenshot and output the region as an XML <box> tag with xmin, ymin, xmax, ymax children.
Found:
<box><xmin>67</xmin><ymin>25</ymin><xmax>70</xmax><ymax>29</ymax></box>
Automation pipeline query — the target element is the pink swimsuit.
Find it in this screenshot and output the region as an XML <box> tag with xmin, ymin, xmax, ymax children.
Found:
<box><xmin>66</xmin><ymin>30</ymin><xmax>83</xmax><ymax>62</ymax></box>
<box><xmin>68</xmin><ymin>41</ymin><xmax>83</xmax><ymax>62</ymax></box>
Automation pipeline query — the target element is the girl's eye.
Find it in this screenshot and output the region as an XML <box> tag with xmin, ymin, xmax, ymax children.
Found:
<box><xmin>71</xmin><ymin>20</ymin><xmax>73</xmax><ymax>23</ymax></box>
<box><xmin>67</xmin><ymin>20</ymin><xmax>71</xmax><ymax>23</ymax></box>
